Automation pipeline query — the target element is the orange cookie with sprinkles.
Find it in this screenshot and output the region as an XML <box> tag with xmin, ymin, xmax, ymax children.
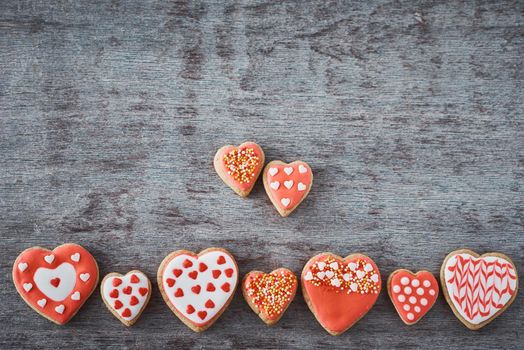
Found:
<box><xmin>214</xmin><ymin>141</ymin><xmax>265</xmax><ymax>197</ymax></box>
<box><xmin>242</xmin><ymin>268</ymin><xmax>297</xmax><ymax>325</ymax></box>
<box><xmin>301</xmin><ymin>252</ymin><xmax>381</xmax><ymax>335</ymax></box>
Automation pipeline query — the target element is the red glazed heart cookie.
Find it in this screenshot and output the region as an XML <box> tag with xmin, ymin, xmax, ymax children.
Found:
<box><xmin>441</xmin><ymin>249</ymin><xmax>518</xmax><ymax>330</ymax></box>
<box><xmin>157</xmin><ymin>248</ymin><xmax>239</xmax><ymax>332</ymax></box>
<box><xmin>214</xmin><ymin>141</ymin><xmax>265</xmax><ymax>197</ymax></box>
<box><xmin>301</xmin><ymin>253</ymin><xmax>381</xmax><ymax>335</ymax></box>
<box><xmin>12</xmin><ymin>243</ymin><xmax>99</xmax><ymax>325</ymax></box>
<box><xmin>263</xmin><ymin>160</ymin><xmax>313</xmax><ymax>217</ymax></box>
<box><xmin>242</xmin><ymin>268</ymin><xmax>297</xmax><ymax>325</ymax></box>
<box><xmin>387</xmin><ymin>269</ymin><xmax>438</xmax><ymax>325</ymax></box>
<box><xmin>101</xmin><ymin>270</ymin><xmax>151</xmax><ymax>326</ymax></box>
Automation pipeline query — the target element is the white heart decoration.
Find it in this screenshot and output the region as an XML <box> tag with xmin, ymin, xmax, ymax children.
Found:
<box><xmin>298</xmin><ymin>165</ymin><xmax>307</xmax><ymax>173</ymax></box>
<box><xmin>284</xmin><ymin>167</ymin><xmax>293</xmax><ymax>175</ymax></box>
<box><xmin>284</xmin><ymin>180</ymin><xmax>294</xmax><ymax>189</ymax></box>
<box><xmin>23</xmin><ymin>283</ymin><xmax>33</xmax><ymax>292</ymax></box>
<box><xmin>270</xmin><ymin>181</ymin><xmax>280</xmax><ymax>190</ymax></box>
<box><xmin>268</xmin><ymin>168</ymin><xmax>278</xmax><ymax>176</ymax></box>
<box><xmin>80</xmin><ymin>273</ymin><xmax>90</xmax><ymax>282</ymax></box>
<box><xmin>44</xmin><ymin>255</ymin><xmax>55</xmax><ymax>264</ymax></box>
<box><xmin>18</xmin><ymin>262</ymin><xmax>28</xmax><ymax>272</ymax></box>
<box><xmin>297</xmin><ymin>182</ymin><xmax>307</xmax><ymax>191</ymax></box>
<box><xmin>55</xmin><ymin>304</ymin><xmax>65</xmax><ymax>314</ymax></box>
<box><xmin>37</xmin><ymin>298</ymin><xmax>47</xmax><ymax>308</ymax></box>
<box><xmin>280</xmin><ymin>198</ymin><xmax>290</xmax><ymax>207</ymax></box>
<box><xmin>71</xmin><ymin>253</ymin><xmax>80</xmax><ymax>262</ymax></box>
<box><xmin>71</xmin><ymin>291</ymin><xmax>81</xmax><ymax>300</ymax></box>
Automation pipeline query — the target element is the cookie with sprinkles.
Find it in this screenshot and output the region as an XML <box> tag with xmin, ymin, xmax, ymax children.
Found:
<box><xmin>301</xmin><ymin>253</ymin><xmax>381</xmax><ymax>335</ymax></box>
<box><xmin>214</xmin><ymin>141</ymin><xmax>265</xmax><ymax>197</ymax></box>
<box><xmin>242</xmin><ymin>268</ymin><xmax>297</xmax><ymax>325</ymax></box>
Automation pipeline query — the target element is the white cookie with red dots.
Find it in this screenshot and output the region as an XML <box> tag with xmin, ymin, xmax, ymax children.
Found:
<box><xmin>157</xmin><ymin>248</ymin><xmax>239</xmax><ymax>332</ymax></box>
<box><xmin>101</xmin><ymin>270</ymin><xmax>151</xmax><ymax>326</ymax></box>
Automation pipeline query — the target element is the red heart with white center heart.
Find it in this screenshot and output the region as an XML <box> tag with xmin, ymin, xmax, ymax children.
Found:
<box><xmin>263</xmin><ymin>160</ymin><xmax>313</xmax><ymax>217</ymax></box>
<box><xmin>387</xmin><ymin>269</ymin><xmax>438</xmax><ymax>325</ymax></box>
<box><xmin>301</xmin><ymin>253</ymin><xmax>381</xmax><ymax>335</ymax></box>
<box><xmin>101</xmin><ymin>270</ymin><xmax>151</xmax><ymax>326</ymax></box>
<box><xmin>242</xmin><ymin>268</ymin><xmax>298</xmax><ymax>325</ymax></box>
<box><xmin>441</xmin><ymin>249</ymin><xmax>518</xmax><ymax>330</ymax></box>
<box><xmin>12</xmin><ymin>243</ymin><xmax>99</xmax><ymax>325</ymax></box>
<box><xmin>157</xmin><ymin>248</ymin><xmax>239</xmax><ymax>332</ymax></box>
<box><xmin>214</xmin><ymin>142</ymin><xmax>265</xmax><ymax>197</ymax></box>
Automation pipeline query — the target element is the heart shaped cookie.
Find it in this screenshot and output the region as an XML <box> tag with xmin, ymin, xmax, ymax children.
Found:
<box><xmin>387</xmin><ymin>269</ymin><xmax>438</xmax><ymax>325</ymax></box>
<box><xmin>214</xmin><ymin>141</ymin><xmax>265</xmax><ymax>197</ymax></box>
<box><xmin>263</xmin><ymin>160</ymin><xmax>313</xmax><ymax>217</ymax></box>
<box><xmin>101</xmin><ymin>270</ymin><xmax>151</xmax><ymax>326</ymax></box>
<box><xmin>242</xmin><ymin>268</ymin><xmax>297</xmax><ymax>325</ymax></box>
<box><xmin>12</xmin><ymin>243</ymin><xmax>99</xmax><ymax>325</ymax></box>
<box><xmin>301</xmin><ymin>253</ymin><xmax>381</xmax><ymax>335</ymax></box>
<box><xmin>157</xmin><ymin>248</ymin><xmax>239</xmax><ymax>332</ymax></box>
<box><xmin>441</xmin><ymin>249</ymin><xmax>518</xmax><ymax>330</ymax></box>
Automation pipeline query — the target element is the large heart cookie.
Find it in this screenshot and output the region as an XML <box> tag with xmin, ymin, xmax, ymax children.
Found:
<box><xmin>214</xmin><ymin>141</ymin><xmax>265</xmax><ymax>197</ymax></box>
<box><xmin>101</xmin><ymin>270</ymin><xmax>151</xmax><ymax>326</ymax></box>
<box><xmin>263</xmin><ymin>160</ymin><xmax>313</xmax><ymax>217</ymax></box>
<box><xmin>301</xmin><ymin>253</ymin><xmax>381</xmax><ymax>335</ymax></box>
<box><xmin>441</xmin><ymin>249</ymin><xmax>518</xmax><ymax>330</ymax></box>
<box><xmin>157</xmin><ymin>248</ymin><xmax>239</xmax><ymax>332</ymax></box>
<box><xmin>387</xmin><ymin>269</ymin><xmax>439</xmax><ymax>325</ymax></box>
<box><xmin>242</xmin><ymin>268</ymin><xmax>297</xmax><ymax>325</ymax></box>
<box><xmin>12</xmin><ymin>243</ymin><xmax>99</xmax><ymax>325</ymax></box>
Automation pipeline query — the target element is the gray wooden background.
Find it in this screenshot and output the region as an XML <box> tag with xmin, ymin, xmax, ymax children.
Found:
<box><xmin>1</xmin><ymin>0</ymin><xmax>522</xmax><ymax>349</ymax></box>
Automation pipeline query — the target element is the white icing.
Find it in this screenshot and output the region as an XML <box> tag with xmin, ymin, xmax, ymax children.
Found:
<box><xmin>423</xmin><ymin>280</ymin><xmax>431</xmax><ymax>288</ymax></box>
<box><xmin>371</xmin><ymin>273</ymin><xmax>379</xmax><ymax>283</ymax></box>
<box><xmin>283</xmin><ymin>167</ymin><xmax>293</xmax><ymax>175</ymax></box>
<box><xmin>33</xmin><ymin>262</ymin><xmax>76</xmax><ymax>301</ymax></box>
<box><xmin>325</xmin><ymin>270</ymin><xmax>334</xmax><ymax>278</ymax></box>
<box><xmin>71</xmin><ymin>291</ymin><xmax>81</xmax><ymax>300</ymax></box>
<box><xmin>392</xmin><ymin>285</ymin><xmax>401</xmax><ymax>293</ymax></box>
<box><xmin>268</xmin><ymin>168</ymin><xmax>278</xmax><ymax>176</ymax></box>
<box><xmin>80</xmin><ymin>273</ymin><xmax>90</xmax><ymax>282</ymax></box>
<box><xmin>298</xmin><ymin>164</ymin><xmax>307</xmax><ymax>173</ymax></box>
<box><xmin>280</xmin><ymin>198</ymin><xmax>290</xmax><ymax>207</ymax></box>
<box><xmin>329</xmin><ymin>262</ymin><xmax>339</xmax><ymax>270</ymax></box>
<box><xmin>342</xmin><ymin>273</ymin><xmax>350</xmax><ymax>281</ymax></box>
<box><xmin>348</xmin><ymin>262</ymin><xmax>357</xmax><ymax>271</ymax></box>
<box><xmin>55</xmin><ymin>304</ymin><xmax>65</xmax><ymax>314</ymax></box>
<box><xmin>364</xmin><ymin>263</ymin><xmax>373</xmax><ymax>272</ymax></box>
<box><xmin>102</xmin><ymin>271</ymin><xmax>150</xmax><ymax>320</ymax></box>
<box><xmin>404</xmin><ymin>286</ymin><xmax>412</xmax><ymax>295</ymax></box>
<box><xmin>316</xmin><ymin>271</ymin><xmax>325</xmax><ymax>279</ymax></box>
<box><xmin>297</xmin><ymin>182</ymin><xmax>307</xmax><ymax>191</ymax></box>
<box><xmin>44</xmin><ymin>255</ymin><xmax>55</xmax><ymax>264</ymax></box>
<box><xmin>23</xmin><ymin>283</ymin><xmax>33</xmax><ymax>292</ymax></box>
<box><xmin>411</xmin><ymin>279</ymin><xmax>420</xmax><ymax>287</ymax></box>
<box><xmin>304</xmin><ymin>271</ymin><xmax>313</xmax><ymax>281</ymax></box>
<box><xmin>317</xmin><ymin>262</ymin><xmax>326</xmax><ymax>271</ymax></box>
<box><xmin>162</xmin><ymin>251</ymin><xmax>238</xmax><ymax>325</ymax></box>
<box><xmin>270</xmin><ymin>181</ymin><xmax>280</xmax><ymax>190</ymax></box>
<box><xmin>356</xmin><ymin>270</ymin><xmax>365</xmax><ymax>279</ymax></box>
<box><xmin>400</xmin><ymin>277</ymin><xmax>410</xmax><ymax>285</ymax></box>
<box><xmin>420</xmin><ymin>298</ymin><xmax>428</xmax><ymax>306</ymax></box>
<box><xmin>18</xmin><ymin>262</ymin><xmax>28</xmax><ymax>272</ymax></box>
<box><xmin>416</xmin><ymin>288</ymin><xmax>424</xmax><ymax>296</ymax></box>
<box><xmin>350</xmin><ymin>283</ymin><xmax>358</xmax><ymax>292</ymax></box>
<box><xmin>283</xmin><ymin>180</ymin><xmax>294</xmax><ymax>189</ymax></box>
<box><xmin>398</xmin><ymin>294</ymin><xmax>405</xmax><ymax>302</ymax></box>
<box><xmin>71</xmin><ymin>253</ymin><xmax>80</xmax><ymax>262</ymax></box>
<box><xmin>444</xmin><ymin>253</ymin><xmax>517</xmax><ymax>325</ymax></box>
<box><xmin>330</xmin><ymin>278</ymin><xmax>341</xmax><ymax>287</ymax></box>
<box><xmin>407</xmin><ymin>312</ymin><xmax>414</xmax><ymax>320</ymax></box>
<box><xmin>37</xmin><ymin>298</ymin><xmax>47</xmax><ymax>308</ymax></box>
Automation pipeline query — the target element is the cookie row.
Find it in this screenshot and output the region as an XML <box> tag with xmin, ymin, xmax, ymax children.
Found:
<box><xmin>214</xmin><ymin>141</ymin><xmax>313</xmax><ymax>217</ymax></box>
<box><xmin>12</xmin><ymin>244</ymin><xmax>518</xmax><ymax>333</ymax></box>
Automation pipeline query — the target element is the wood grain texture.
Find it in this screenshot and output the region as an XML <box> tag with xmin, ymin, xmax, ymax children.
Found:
<box><xmin>0</xmin><ymin>0</ymin><xmax>522</xmax><ymax>348</ymax></box>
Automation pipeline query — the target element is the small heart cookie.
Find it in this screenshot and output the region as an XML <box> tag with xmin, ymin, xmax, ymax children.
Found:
<box><xmin>101</xmin><ymin>270</ymin><xmax>152</xmax><ymax>326</ymax></box>
<box><xmin>214</xmin><ymin>142</ymin><xmax>265</xmax><ymax>197</ymax></box>
<box><xmin>441</xmin><ymin>249</ymin><xmax>518</xmax><ymax>330</ymax></box>
<box><xmin>301</xmin><ymin>252</ymin><xmax>381</xmax><ymax>335</ymax></box>
<box><xmin>157</xmin><ymin>248</ymin><xmax>239</xmax><ymax>332</ymax></box>
<box><xmin>242</xmin><ymin>268</ymin><xmax>297</xmax><ymax>325</ymax></box>
<box><xmin>12</xmin><ymin>243</ymin><xmax>99</xmax><ymax>325</ymax></box>
<box><xmin>263</xmin><ymin>160</ymin><xmax>313</xmax><ymax>217</ymax></box>
<box><xmin>387</xmin><ymin>269</ymin><xmax>438</xmax><ymax>325</ymax></box>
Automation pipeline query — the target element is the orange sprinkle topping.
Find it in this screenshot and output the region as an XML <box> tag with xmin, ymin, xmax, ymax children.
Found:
<box><xmin>305</xmin><ymin>257</ymin><xmax>380</xmax><ymax>294</ymax></box>
<box><xmin>246</xmin><ymin>271</ymin><xmax>296</xmax><ymax>319</ymax></box>
<box><xmin>223</xmin><ymin>148</ymin><xmax>260</xmax><ymax>184</ymax></box>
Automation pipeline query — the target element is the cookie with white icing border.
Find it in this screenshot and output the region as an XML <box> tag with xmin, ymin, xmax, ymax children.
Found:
<box><xmin>12</xmin><ymin>243</ymin><xmax>99</xmax><ymax>325</ymax></box>
<box><xmin>242</xmin><ymin>268</ymin><xmax>297</xmax><ymax>325</ymax></box>
<box><xmin>263</xmin><ymin>160</ymin><xmax>313</xmax><ymax>217</ymax></box>
<box><xmin>101</xmin><ymin>270</ymin><xmax>152</xmax><ymax>326</ymax></box>
<box><xmin>214</xmin><ymin>141</ymin><xmax>265</xmax><ymax>197</ymax></box>
<box><xmin>387</xmin><ymin>269</ymin><xmax>439</xmax><ymax>325</ymax></box>
<box><xmin>301</xmin><ymin>252</ymin><xmax>381</xmax><ymax>335</ymax></box>
<box><xmin>440</xmin><ymin>249</ymin><xmax>518</xmax><ymax>330</ymax></box>
<box><xmin>157</xmin><ymin>248</ymin><xmax>239</xmax><ymax>332</ymax></box>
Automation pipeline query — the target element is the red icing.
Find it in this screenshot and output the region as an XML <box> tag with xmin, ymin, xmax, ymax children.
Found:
<box><xmin>114</xmin><ymin>300</ymin><xmax>123</xmax><ymax>309</ymax></box>
<box><xmin>188</xmin><ymin>271</ymin><xmax>198</xmax><ymax>280</ymax></box>
<box><xmin>112</xmin><ymin>278</ymin><xmax>122</xmax><ymax>287</ymax></box>
<box><xmin>183</xmin><ymin>259</ymin><xmax>193</xmax><ymax>268</ymax></box>
<box><xmin>173</xmin><ymin>269</ymin><xmax>183</xmax><ymax>278</ymax></box>
<box><xmin>217</xmin><ymin>256</ymin><xmax>226</xmax><ymax>265</ymax></box>
<box><xmin>389</xmin><ymin>270</ymin><xmax>438</xmax><ymax>324</ymax></box>
<box><xmin>206</xmin><ymin>283</ymin><xmax>215</xmax><ymax>292</ymax></box>
<box><xmin>122</xmin><ymin>308</ymin><xmax>131</xmax><ymax>318</ymax></box>
<box><xmin>224</xmin><ymin>268</ymin><xmax>234</xmax><ymax>277</ymax></box>
<box><xmin>197</xmin><ymin>311</ymin><xmax>207</xmax><ymax>320</ymax></box>
<box><xmin>265</xmin><ymin>161</ymin><xmax>313</xmax><ymax>211</ymax></box>
<box><xmin>221</xmin><ymin>282</ymin><xmax>230</xmax><ymax>292</ymax></box>
<box><xmin>205</xmin><ymin>299</ymin><xmax>215</xmax><ymax>308</ymax></box>
<box><xmin>12</xmin><ymin>243</ymin><xmax>99</xmax><ymax>325</ymax></box>
<box><xmin>191</xmin><ymin>285</ymin><xmax>201</xmax><ymax>294</ymax></box>
<box><xmin>302</xmin><ymin>254</ymin><xmax>381</xmax><ymax>334</ymax></box>
<box><xmin>109</xmin><ymin>289</ymin><xmax>119</xmax><ymax>298</ymax></box>
<box><xmin>139</xmin><ymin>287</ymin><xmax>148</xmax><ymax>296</ymax></box>
<box><xmin>212</xmin><ymin>270</ymin><xmax>221</xmax><ymax>279</ymax></box>
<box><xmin>122</xmin><ymin>286</ymin><xmax>132</xmax><ymax>295</ymax></box>
<box><xmin>129</xmin><ymin>295</ymin><xmax>139</xmax><ymax>306</ymax></box>
<box><xmin>186</xmin><ymin>305</ymin><xmax>195</xmax><ymax>314</ymax></box>
<box><xmin>50</xmin><ymin>278</ymin><xmax>61</xmax><ymax>288</ymax></box>
<box><xmin>130</xmin><ymin>274</ymin><xmax>140</xmax><ymax>283</ymax></box>
<box><xmin>166</xmin><ymin>278</ymin><xmax>176</xmax><ymax>287</ymax></box>
<box><xmin>174</xmin><ymin>288</ymin><xmax>184</xmax><ymax>297</ymax></box>
<box><xmin>216</xmin><ymin>142</ymin><xmax>264</xmax><ymax>192</ymax></box>
<box><xmin>199</xmin><ymin>263</ymin><xmax>208</xmax><ymax>272</ymax></box>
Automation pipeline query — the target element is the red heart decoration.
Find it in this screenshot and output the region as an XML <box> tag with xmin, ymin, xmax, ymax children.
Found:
<box><xmin>12</xmin><ymin>243</ymin><xmax>99</xmax><ymax>325</ymax></box>
<box><xmin>263</xmin><ymin>160</ymin><xmax>313</xmax><ymax>217</ymax></box>
<box><xmin>387</xmin><ymin>269</ymin><xmax>438</xmax><ymax>325</ymax></box>
<box><xmin>301</xmin><ymin>253</ymin><xmax>381</xmax><ymax>335</ymax></box>
<box><xmin>242</xmin><ymin>268</ymin><xmax>298</xmax><ymax>325</ymax></box>
<box><xmin>214</xmin><ymin>142</ymin><xmax>265</xmax><ymax>197</ymax></box>
<box><xmin>158</xmin><ymin>248</ymin><xmax>239</xmax><ymax>332</ymax></box>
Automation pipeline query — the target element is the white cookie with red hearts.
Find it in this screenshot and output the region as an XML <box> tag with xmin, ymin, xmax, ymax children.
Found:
<box><xmin>157</xmin><ymin>248</ymin><xmax>239</xmax><ymax>332</ymax></box>
<box><xmin>101</xmin><ymin>270</ymin><xmax>151</xmax><ymax>326</ymax></box>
